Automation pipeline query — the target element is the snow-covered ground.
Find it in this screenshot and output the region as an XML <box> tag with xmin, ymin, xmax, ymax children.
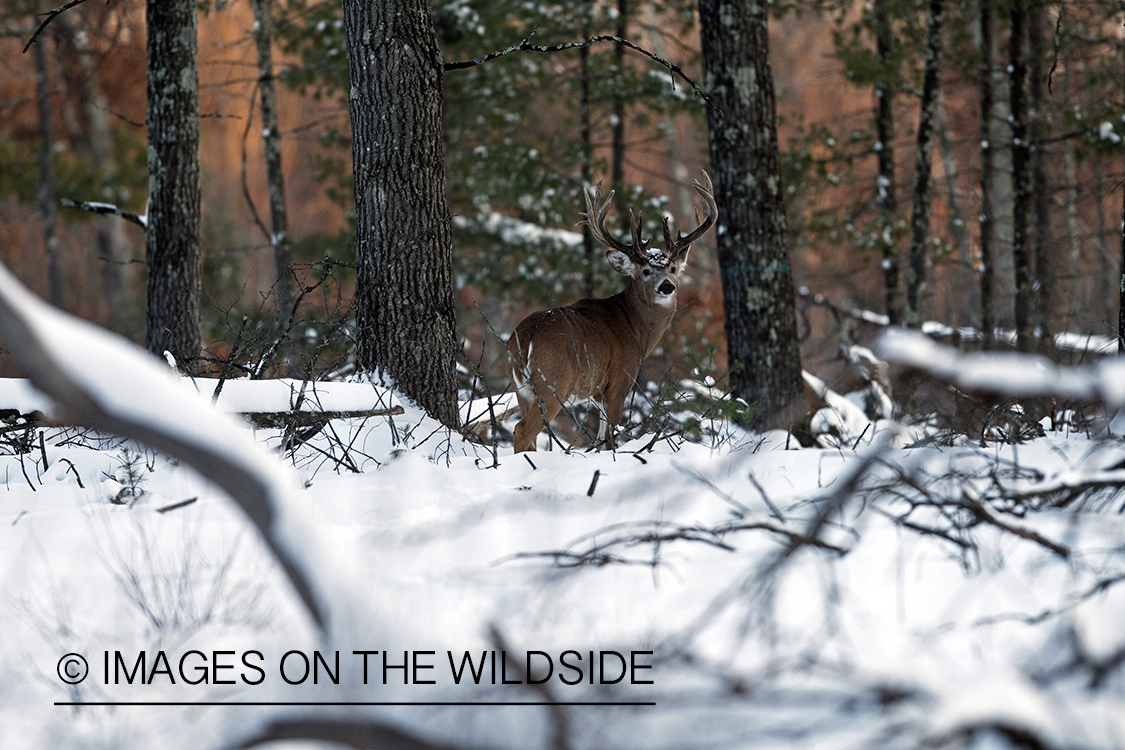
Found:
<box><xmin>1</xmin><ymin>262</ymin><xmax>1124</xmax><ymax>749</ymax></box>
<box><xmin>3</xmin><ymin>381</ymin><xmax>1125</xmax><ymax>749</ymax></box>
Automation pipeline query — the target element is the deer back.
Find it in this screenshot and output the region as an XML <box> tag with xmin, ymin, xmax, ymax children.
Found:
<box><xmin>508</xmin><ymin>279</ymin><xmax>672</xmax><ymax>406</ymax></box>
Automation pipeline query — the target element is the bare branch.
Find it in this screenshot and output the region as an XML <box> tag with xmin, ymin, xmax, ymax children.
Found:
<box><xmin>960</xmin><ymin>488</ymin><xmax>1070</xmax><ymax>558</ymax></box>
<box><xmin>22</xmin><ymin>0</ymin><xmax>95</xmax><ymax>54</ymax></box>
<box><xmin>444</xmin><ymin>29</ymin><xmax>717</xmax><ymax>112</ymax></box>
<box><xmin>242</xmin><ymin>405</ymin><xmax>405</xmax><ymax>430</ymax></box>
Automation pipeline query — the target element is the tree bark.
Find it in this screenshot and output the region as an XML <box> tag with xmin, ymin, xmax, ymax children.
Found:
<box><xmin>1009</xmin><ymin>0</ymin><xmax>1035</xmax><ymax>353</ymax></box>
<box><xmin>611</xmin><ymin>0</ymin><xmax>628</xmax><ymax>217</ymax></box>
<box><xmin>979</xmin><ymin>0</ymin><xmax>997</xmax><ymax>348</ymax></box>
<box><xmin>1119</xmin><ymin>32</ymin><xmax>1125</xmax><ymax>352</ymax></box>
<box><xmin>1029</xmin><ymin>0</ymin><xmax>1052</xmax><ymax>355</ymax></box>
<box><xmin>250</xmin><ymin>0</ymin><xmax>295</xmax><ymax>317</ymax></box>
<box><xmin>34</xmin><ymin>34</ymin><xmax>63</xmax><ymax>310</ymax></box>
<box><xmin>698</xmin><ymin>0</ymin><xmax>805</xmax><ymax>433</ymax></box>
<box><xmin>904</xmin><ymin>0</ymin><xmax>944</xmax><ymax>330</ymax></box>
<box><xmin>579</xmin><ymin>13</ymin><xmax>597</xmax><ymax>300</ymax></box>
<box><xmin>342</xmin><ymin>0</ymin><xmax>460</xmax><ymax>428</ymax></box>
<box><xmin>873</xmin><ymin>0</ymin><xmax>903</xmax><ymax>326</ymax></box>
<box><xmin>145</xmin><ymin>0</ymin><xmax>202</xmax><ymax>371</ymax></box>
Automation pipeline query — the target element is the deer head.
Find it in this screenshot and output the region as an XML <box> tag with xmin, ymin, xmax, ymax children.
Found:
<box><xmin>581</xmin><ymin>172</ymin><xmax>717</xmax><ymax>307</ymax></box>
<box><xmin>507</xmin><ymin>171</ymin><xmax>717</xmax><ymax>452</ymax></box>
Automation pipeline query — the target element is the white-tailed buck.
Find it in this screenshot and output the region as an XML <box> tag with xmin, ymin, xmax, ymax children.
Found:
<box><xmin>507</xmin><ymin>172</ymin><xmax>717</xmax><ymax>452</ymax></box>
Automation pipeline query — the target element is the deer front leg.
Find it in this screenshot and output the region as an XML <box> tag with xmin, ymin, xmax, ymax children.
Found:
<box><xmin>597</xmin><ymin>378</ymin><xmax>633</xmax><ymax>450</ymax></box>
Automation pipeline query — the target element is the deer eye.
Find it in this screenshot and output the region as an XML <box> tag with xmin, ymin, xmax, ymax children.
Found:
<box><xmin>642</xmin><ymin>268</ymin><xmax>653</xmax><ymax>277</ymax></box>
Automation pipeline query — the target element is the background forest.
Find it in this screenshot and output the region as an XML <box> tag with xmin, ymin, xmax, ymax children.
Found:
<box><xmin>0</xmin><ymin>0</ymin><xmax>1123</xmax><ymax>422</ymax></box>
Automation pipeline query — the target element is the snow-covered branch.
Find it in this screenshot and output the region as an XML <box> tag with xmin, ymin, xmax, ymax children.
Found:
<box><xmin>875</xmin><ymin>327</ymin><xmax>1125</xmax><ymax>407</ymax></box>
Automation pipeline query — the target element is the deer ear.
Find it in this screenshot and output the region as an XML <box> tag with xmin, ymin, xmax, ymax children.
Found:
<box><xmin>606</xmin><ymin>250</ymin><xmax>637</xmax><ymax>276</ymax></box>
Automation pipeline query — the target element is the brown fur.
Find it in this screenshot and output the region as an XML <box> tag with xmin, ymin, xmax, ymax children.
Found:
<box><xmin>507</xmin><ymin>174</ymin><xmax>716</xmax><ymax>452</ymax></box>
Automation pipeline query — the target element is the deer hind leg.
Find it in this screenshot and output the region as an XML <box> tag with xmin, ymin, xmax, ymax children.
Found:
<box><xmin>512</xmin><ymin>369</ymin><xmax>566</xmax><ymax>453</ymax></box>
<box><xmin>591</xmin><ymin>391</ymin><xmax>613</xmax><ymax>448</ymax></box>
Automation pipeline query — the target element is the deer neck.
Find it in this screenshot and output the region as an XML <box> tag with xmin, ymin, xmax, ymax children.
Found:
<box><xmin>617</xmin><ymin>279</ymin><xmax>675</xmax><ymax>358</ymax></box>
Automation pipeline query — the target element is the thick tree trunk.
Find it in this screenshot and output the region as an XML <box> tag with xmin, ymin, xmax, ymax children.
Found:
<box><xmin>873</xmin><ymin>0</ymin><xmax>903</xmax><ymax>326</ymax></box>
<box><xmin>979</xmin><ymin>0</ymin><xmax>997</xmax><ymax>348</ymax></box>
<box><xmin>904</xmin><ymin>0</ymin><xmax>943</xmax><ymax>330</ymax></box>
<box><xmin>145</xmin><ymin>0</ymin><xmax>201</xmax><ymax>371</ymax></box>
<box><xmin>250</xmin><ymin>0</ymin><xmax>295</xmax><ymax>317</ymax></box>
<box><xmin>1009</xmin><ymin>0</ymin><xmax>1035</xmax><ymax>353</ymax></box>
<box><xmin>698</xmin><ymin>0</ymin><xmax>805</xmax><ymax>433</ymax></box>
<box><xmin>342</xmin><ymin>0</ymin><xmax>460</xmax><ymax>428</ymax></box>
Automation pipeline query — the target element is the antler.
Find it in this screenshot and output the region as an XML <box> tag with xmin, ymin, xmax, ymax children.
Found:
<box><xmin>662</xmin><ymin>170</ymin><xmax>718</xmax><ymax>261</ymax></box>
<box><xmin>578</xmin><ymin>181</ymin><xmax>650</xmax><ymax>263</ymax></box>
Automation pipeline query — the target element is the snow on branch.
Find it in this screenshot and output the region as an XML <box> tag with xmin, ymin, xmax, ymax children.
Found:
<box><xmin>875</xmin><ymin>327</ymin><xmax>1125</xmax><ymax>407</ymax></box>
<box><xmin>0</xmin><ymin>261</ymin><xmax>334</xmax><ymax>631</ymax></box>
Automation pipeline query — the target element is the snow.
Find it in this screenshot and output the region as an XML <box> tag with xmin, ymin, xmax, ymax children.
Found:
<box><xmin>453</xmin><ymin>211</ymin><xmax>583</xmax><ymax>249</ymax></box>
<box><xmin>2</xmin><ymin>275</ymin><xmax>1125</xmax><ymax>749</ymax></box>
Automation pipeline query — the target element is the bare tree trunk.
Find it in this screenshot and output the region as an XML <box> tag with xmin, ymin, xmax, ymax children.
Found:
<box><xmin>57</xmin><ymin>10</ymin><xmax>127</xmax><ymax>326</ymax></box>
<box><xmin>250</xmin><ymin>0</ymin><xmax>295</xmax><ymax>317</ymax></box>
<box><xmin>611</xmin><ymin>0</ymin><xmax>628</xmax><ymax>216</ymax></box>
<box><xmin>1063</xmin><ymin>138</ymin><xmax>1080</xmax><ymax>332</ymax></box>
<box><xmin>1095</xmin><ymin>155</ymin><xmax>1113</xmax><ymax>328</ymax></box>
<box><xmin>1009</xmin><ymin>0</ymin><xmax>1035</xmax><ymax>353</ymax></box>
<box><xmin>979</xmin><ymin>0</ymin><xmax>997</xmax><ymax>348</ymax></box>
<box><xmin>1119</xmin><ymin>174</ymin><xmax>1125</xmax><ymax>352</ymax></box>
<box><xmin>937</xmin><ymin>95</ymin><xmax>975</xmax><ymax>327</ymax></box>
<box><xmin>34</xmin><ymin>34</ymin><xmax>63</xmax><ymax>310</ymax></box>
<box><xmin>1029</xmin><ymin>0</ymin><xmax>1052</xmax><ymax>355</ymax></box>
<box><xmin>904</xmin><ymin>0</ymin><xmax>944</xmax><ymax>329</ymax></box>
<box><xmin>1119</xmin><ymin>32</ymin><xmax>1125</xmax><ymax>352</ymax></box>
<box><xmin>145</xmin><ymin>0</ymin><xmax>201</xmax><ymax>371</ymax></box>
<box><xmin>646</xmin><ymin>2</ymin><xmax>694</xmax><ymax>221</ymax></box>
<box><xmin>873</xmin><ymin>0</ymin><xmax>903</xmax><ymax>326</ymax></box>
<box><xmin>342</xmin><ymin>0</ymin><xmax>459</xmax><ymax>428</ymax></box>
<box><xmin>579</xmin><ymin>27</ymin><xmax>597</xmax><ymax>300</ymax></box>
<box><xmin>698</xmin><ymin>0</ymin><xmax>805</xmax><ymax>434</ymax></box>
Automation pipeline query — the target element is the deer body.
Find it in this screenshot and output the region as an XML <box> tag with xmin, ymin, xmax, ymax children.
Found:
<box><xmin>508</xmin><ymin>174</ymin><xmax>716</xmax><ymax>452</ymax></box>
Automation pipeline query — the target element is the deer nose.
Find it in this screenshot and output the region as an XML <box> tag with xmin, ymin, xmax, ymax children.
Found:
<box><xmin>658</xmin><ymin>280</ymin><xmax>675</xmax><ymax>295</ymax></box>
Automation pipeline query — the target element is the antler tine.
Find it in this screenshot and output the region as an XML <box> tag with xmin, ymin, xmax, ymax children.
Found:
<box><xmin>628</xmin><ymin>210</ymin><xmax>649</xmax><ymax>259</ymax></box>
<box><xmin>666</xmin><ymin>169</ymin><xmax>718</xmax><ymax>260</ymax></box>
<box><xmin>578</xmin><ymin>181</ymin><xmax>647</xmax><ymax>261</ymax></box>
